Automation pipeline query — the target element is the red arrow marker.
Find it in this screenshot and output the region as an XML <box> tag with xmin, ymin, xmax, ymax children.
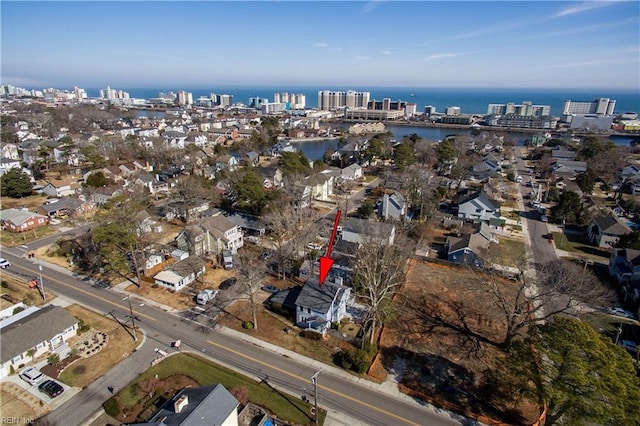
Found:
<box><xmin>319</xmin><ymin>209</ymin><xmax>341</xmax><ymax>286</ymax></box>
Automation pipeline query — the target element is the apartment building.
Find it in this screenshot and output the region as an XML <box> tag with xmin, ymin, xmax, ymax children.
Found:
<box><xmin>562</xmin><ymin>98</ymin><xmax>616</xmax><ymax>115</ymax></box>
<box><xmin>317</xmin><ymin>90</ymin><xmax>370</xmax><ymax>110</ymax></box>
<box><xmin>487</xmin><ymin>101</ymin><xmax>550</xmax><ymax>117</ymax></box>
<box><xmin>274</xmin><ymin>92</ymin><xmax>306</xmax><ymax>109</ymax></box>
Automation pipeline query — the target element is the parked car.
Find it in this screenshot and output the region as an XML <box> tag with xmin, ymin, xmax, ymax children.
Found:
<box><xmin>19</xmin><ymin>367</ymin><xmax>44</xmax><ymax>386</ymax></box>
<box><xmin>619</xmin><ymin>340</ymin><xmax>637</xmax><ymax>353</ymax></box>
<box><xmin>608</xmin><ymin>307</ymin><xmax>635</xmax><ymax>319</ymax></box>
<box><xmin>540</xmin><ymin>215</ymin><xmax>548</xmax><ymax>223</ymax></box>
<box><xmin>261</xmin><ymin>285</ymin><xmax>279</xmax><ymax>293</ymax></box>
<box><xmin>38</xmin><ymin>379</ymin><xmax>64</xmax><ymax>398</ymax></box>
<box><xmin>219</xmin><ymin>277</ymin><xmax>237</xmax><ymax>290</ymax></box>
<box><xmin>196</xmin><ymin>289</ymin><xmax>218</xmax><ymax>305</ymax></box>
<box><xmin>0</xmin><ymin>258</ymin><xmax>11</xmax><ymax>269</ymax></box>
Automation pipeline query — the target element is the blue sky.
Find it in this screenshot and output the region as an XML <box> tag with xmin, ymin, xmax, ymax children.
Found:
<box><xmin>1</xmin><ymin>1</ymin><xmax>638</xmax><ymax>90</ymax></box>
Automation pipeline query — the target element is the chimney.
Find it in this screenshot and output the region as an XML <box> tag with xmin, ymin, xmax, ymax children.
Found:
<box><xmin>174</xmin><ymin>395</ymin><xmax>189</xmax><ymax>413</ymax></box>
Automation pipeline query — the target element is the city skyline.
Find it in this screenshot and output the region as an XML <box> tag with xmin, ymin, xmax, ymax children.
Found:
<box><xmin>1</xmin><ymin>1</ymin><xmax>639</xmax><ymax>90</ymax></box>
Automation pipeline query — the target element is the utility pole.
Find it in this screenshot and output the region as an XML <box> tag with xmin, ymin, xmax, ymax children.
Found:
<box><xmin>38</xmin><ymin>265</ymin><xmax>46</xmax><ymax>301</ymax></box>
<box><xmin>122</xmin><ymin>296</ymin><xmax>138</xmax><ymax>341</ymax></box>
<box><xmin>311</xmin><ymin>370</ymin><xmax>320</xmax><ymax>424</ymax></box>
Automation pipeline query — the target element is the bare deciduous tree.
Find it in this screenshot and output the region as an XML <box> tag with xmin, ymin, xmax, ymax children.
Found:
<box><xmin>235</xmin><ymin>250</ymin><xmax>267</xmax><ymax>329</ymax></box>
<box><xmin>353</xmin><ymin>229</ymin><xmax>412</xmax><ymax>346</ymax></box>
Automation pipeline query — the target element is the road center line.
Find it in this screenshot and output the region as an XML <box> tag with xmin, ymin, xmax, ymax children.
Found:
<box><xmin>9</xmin><ymin>263</ymin><xmax>156</xmax><ymax>322</ymax></box>
<box><xmin>207</xmin><ymin>339</ymin><xmax>420</xmax><ymax>426</ymax></box>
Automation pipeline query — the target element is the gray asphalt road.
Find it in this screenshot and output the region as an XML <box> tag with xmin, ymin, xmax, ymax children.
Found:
<box><xmin>514</xmin><ymin>147</ymin><xmax>557</xmax><ymax>265</ymax></box>
<box><xmin>1</xmin><ymin>248</ymin><xmax>465</xmax><ymax>426</ymax></box>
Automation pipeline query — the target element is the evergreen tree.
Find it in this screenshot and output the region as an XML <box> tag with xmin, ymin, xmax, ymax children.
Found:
<box><xmin>0</xmin><ymin>169</ymin><xmax>33</xmax><ymax>198</ymax></box>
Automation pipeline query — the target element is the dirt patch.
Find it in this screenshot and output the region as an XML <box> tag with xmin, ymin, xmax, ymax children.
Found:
<box><xmin>0</xmin><ymin>195</ymin><xmax>49</xmax><ymax>210</ymax></box>
<box><xmin>217</xmin><ymin>298</ymin><xmax>357</xmax><ymax>367</ymax></box>
<box><xmin>33</xmin><ymin>244</ymin><xmax>73</xmax><ymax>270</ymax></box>
<box><xmin>0</xmin><ymin>383</ymin><xmax>50</xmax><ymax>420</ymax></box>
<box><xmin>0</xmin><ymin>276</ymin><xmax>52</xmax><ymax>310</ymax></box>
<box><xmin>380</xmin><ymin>259</ymin><xmax>541</xmax><ymax>424</ymax></box>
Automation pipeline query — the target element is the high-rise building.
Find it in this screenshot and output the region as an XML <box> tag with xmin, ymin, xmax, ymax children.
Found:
<box><xmin>274</xmin><ymin>92</ymin><xmax>306</xmax><ymax>109</ymax></box>
<box><xmin>317</xmin><ymin>90</ymin><xmax>370</xmax><ymax>110</ymax></box>
<box><xmin>445</xmin><ymin>106</ymin><xmax>461</xmax><ymax>116</ymax></box>
<box><xmin>176</xmin><ymin>91</ymin><xmax>193</xmax><ymax>105</ymax></box>
<box><xmin>219</xmin><ymin>94</ymin><xmax>234</xmax><ymax>107</ymax></box>
<box><xmin>562</xmin><ymin>98</ymin><xmax>616</xmax><ymax>115</ymax></box>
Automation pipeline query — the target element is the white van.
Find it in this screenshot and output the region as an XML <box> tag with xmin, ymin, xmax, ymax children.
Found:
<box><xmin>196</xmin><ymin>289</ymin><xmax>218</xmax><ymax>305</ymax></box>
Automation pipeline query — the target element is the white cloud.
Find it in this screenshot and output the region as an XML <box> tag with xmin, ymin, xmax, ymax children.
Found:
<box><xmin>381</xmin><ymin>50</ymin><xmax>392</xmax><ymax>55</ymax></box>
<box><xmin>544</xmin><ymin>57</ymin><xmax>637</xmax><ymax>68</ymax></box>
<box><xmin>554</xmin><ymin>1</ymin><xmax>618</xmax><ymax>18</ymax></box>
<box><xmin>314</xmin><ymin>42</ymin><xmax>328</xmax><ymax>48</ymax></box>
<box><xmin>362</xmin><ymin>1</ymin><xmax>381</xmax><ymax>13</ymax></box>
<box><xmin>423</xmin><ymin>53</ymin><xmax>458</xmax><ymax>61</ymax></box>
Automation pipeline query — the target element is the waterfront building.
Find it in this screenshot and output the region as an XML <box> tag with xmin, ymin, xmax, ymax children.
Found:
<box><xmin>98</xmin><ymin>86</ymin><xmax>130</xmax><ymax>100</ymax></box>
<box><xmin>318</xmin><ymin>90</ymin><xmax>370</xmax><ymax>111</ymax></box>
<box><xmin>274</xmin><ymin>92</ymin><xmax>306</xmax><ymax>109</ymax></box>
<box><xmin>562</xmin><ymin>98</ymin><xmax>616</xmax><ymax>115</ymax></box>
<box><xmin>486</xmin><ymin>114</ymin><xmax>557</xmax><ymax>129</ymax></box>
<box><xmin>440</xmin><ymin>115</ymin><xmax>474</xmax><ymax>125</ymax></box>
<box><xmin>219</xmin><ymin>94</ymin><xmax>234</xmax><ymax>107</ymax></box>
<box><xmin>424</xmin><ymin>105</ymin><xmax>437</xmax><ymax>116</ymax></box>
<box><xmin>261</xmin><ymin>102</ymin><xmax>287</xmax><ymax>114</ymax></box>
<box><xmin>486</xmin><ymin>101</ymin><xmax>550</xmax><ymax>117</ymax></box>
<box><xmin>344</xmin><ymin>108</ymin><xmax>404</xmax><ymax>120</ymax></box>
<box><xmin>445</xmin><ymin>106</ymin><xmax>461</xmax><ymax>116</ymax></box>
<box><xmin>249</xmin><ymin>97</ymin><xmax>269</xmax><ymax>109</ymax></box>
<box><xmin>176</xmin><ymin>91</ymin><xmax>193</xmax><ymax>106</ymax></box>
<box><xmin>73</xmin><ymin>86</ymin><xmax>87</xmax><ymax>100</ymax></box>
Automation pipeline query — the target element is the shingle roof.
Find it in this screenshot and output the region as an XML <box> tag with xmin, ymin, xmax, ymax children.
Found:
<box><xmin>593</xmin><ymin>216</ymin><xmax>631</xmax><ymax>236</ymax></box>
<box><xmin>295</xmin><ymin>279</ymin><xmax>345</xmax><ymax>313</ymax></box>
<box><xmin>146</xmin><ymin>384</ymin><xmax>238</xmax><ymax>426</ymax></box>
<box><xmin>0</xmin><ymin>306</ymin><xmax>78</xmax><ymax>363</ymax></box>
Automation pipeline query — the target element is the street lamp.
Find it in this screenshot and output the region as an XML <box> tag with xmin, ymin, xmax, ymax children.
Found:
<box><xmin>310</xmin><ymin>370</ymin><xmax>320</xmax><ymax>424</ymax></box>
<box><xmin>122</xmin><ymin>296</ymin><xmax>138</xmax><ymax>341</ymax></box>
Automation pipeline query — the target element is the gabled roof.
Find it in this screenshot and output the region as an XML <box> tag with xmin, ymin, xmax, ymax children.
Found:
<box><xmin>593</xmin><ymin>216</ymin><xmax>631</xmax><ymax>235</ymax></box>
<box><xmin>613</xmin><ymin>248</ymin><xmax>640</xmax><ymax>267</ymax></box>
<box><xmin>0</xmin><ymin>208</ymin><xmax>47</xmax><ymax>226</ymax></box>
<box><xmin>458</xmin><ymin>190</ymin><xmax>500</xmax><ymax>211</ymax></box>
<box><xmin>295</xmin><ymin>279</ymin><xmax>346</xmax><ymax>313</ymax></box>
<box><xmin>200</xmin><ymin>215</ymin><xmax>237</xmax><ymax>239</ymax></box>
<box><xmin>0</xmin><ymin>305</ymin><xmax>78</xmax><ymax>363</ymax></box>
<box><xmin>146</xmin><ymin>384</ymin><xmax>239</xmax><ymax>426</ymax></box>
<box><xmin>39</xmin><ymin>198</ymin><xmax>84</xmax><ymax>214</ymax></box>
<box><xmin>447</xmin><ymin>231</ymin><xmax>491</xmax><ymax>256</ymax></box>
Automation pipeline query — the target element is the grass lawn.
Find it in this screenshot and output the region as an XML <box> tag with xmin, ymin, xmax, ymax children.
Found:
<box><xmin>0</xmin><ymin>225</ymin><xmax>60</xmax><ymax>247</ymax></box>
<box><xmin>58</xmin><ymin>305</ymin><xmax>140</xmax><ymax>388</ymax></box>
<box><xmin>108</xmin><ymin>353</ymin><xmax>324</xmax><ymax>425</ymax></box>
<box><xmin>489</xmin><ymin>237</ymin><xmax>526</xmax><ymax>268</ymax></box>
<box><xmin>0</xmin><ymin>275</ymin><xmax>51</xmax><ymax>310</ymax></box>
<box><xmin>552</xmin><ymin>232</ymin><xmax>611</xmax><ymax>260</ymax></box>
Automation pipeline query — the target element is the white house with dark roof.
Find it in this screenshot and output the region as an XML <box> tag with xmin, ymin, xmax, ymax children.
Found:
<box><xmin>341</xmin><ymin>163</ymin><xmax>363</xmax><ymax>181</ymax></box>
<box><xmin>588</xmin><ymin>216</ymin><xmax>631</xmax><ymax>249</ymax></box>
<box><xmin>175</xmin><ymin>214</ymin><xmax>243</xmax><ymax>256</ymax></box>
<box><xmin>153</xmin><ymin>257</ymin><xmax>206</xmax><ymax>292</ymax></box>
<box><xmin>294</xmin><ymin>279</ymin><xmax>352</xmax><ymax>335</ymax></box>
<box><xmin>141</xmin><ymin>383</ymin><xmax>239</xmax><ymax>426</ymax></box>
<box><xmin>0</xmin><ymin>305</ymin><xmax>78</xmax><ymax>378</ymax></box>
<box><xmin>456</xmin><ymin>190</ymin><xmax>501</xmax><ymax>221</ymax></box>
<box><xmin>378</xmin><ymin>191</ymin><xmax>408</xmax><ymax>221</ymax></box>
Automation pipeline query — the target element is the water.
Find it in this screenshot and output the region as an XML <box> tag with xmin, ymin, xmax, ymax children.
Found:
<box><xmin>88</xmin><ymin>86</ymin><xmax>640</xmax><ymax>116</ymax></box>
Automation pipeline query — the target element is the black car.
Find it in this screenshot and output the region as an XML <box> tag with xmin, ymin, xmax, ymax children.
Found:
<box><xmin>219</xmin><ymin>277</ymin><xmax>237</xmax><ymax>290</ymax></box>
<box><xmin>38</xmin><ymin>379</ymin><xmax>64</xmax><ymax>398</ymax></box>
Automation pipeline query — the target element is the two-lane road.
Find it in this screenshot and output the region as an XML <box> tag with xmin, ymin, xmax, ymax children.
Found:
<box><xmin>0</xmin><ymin>248</ymin><xmax>464</xmax><ymax>426</ymax></box>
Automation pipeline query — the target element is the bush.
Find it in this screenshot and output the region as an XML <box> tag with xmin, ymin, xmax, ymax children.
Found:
<box><xmin>242</xmin><ymin>321</ymin><xmax>254</xmax><ymax>329</ymax></box>
<box><xmin>12</xmin><ymin>306</ymin><xmax>25</xmax><ymax>315</ymax></box>
<box><xmin>334</xmin><ymin>349</ymin><xmax>371</xmax><ymax>374</ymax></box>
<box><xmin>47</xmin><ymin>354</ymin><xmax>60</xmax><ymax>365</ymax></box>
<box><xmin>1</xmin><ymin>280</ymin><xmax>9</xmax><ymax>289</ymax></box>
<box><xmin>75</xmin><ymin>317</ymin><xmax>90</xmax><ymax>334</ymax></box>
<box><xmin>300</xmin><ymin>329</ymin><xmax>323</xmax><ymax>340</ymax></box>
<box><xmin>103</xmin><ymin>397</ymin><xmax>121</xmax><ymax>418</ymax></box>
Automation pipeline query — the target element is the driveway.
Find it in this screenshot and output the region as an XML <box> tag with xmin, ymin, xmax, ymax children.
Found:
<box><xmin>2</xmin><ymin>371</ymin><xmax>81</xmax><ymax>411</ymax></box>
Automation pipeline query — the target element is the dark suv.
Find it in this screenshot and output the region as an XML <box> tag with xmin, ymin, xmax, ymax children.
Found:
<box><xmin>219</xmin><ymin>277</ymin><xmax>237</xmax><ymax>290</ymax></box>
<box><xmin>38</xmin><ymin>379</ymin><xmax>64</xmax><ymax>398</ymax></box>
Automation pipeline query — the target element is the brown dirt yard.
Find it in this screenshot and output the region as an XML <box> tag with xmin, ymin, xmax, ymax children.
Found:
<box><xmin>0</xmin><ymin>382</ymin><xmax>50</xmax><ymax>421</ymax></box>
<box><xmin>217</xmin><ymin>289</ymin><xmax>361</xmax><ymax>369</ymax></box>
<box><xmin>380</xmin><ymin>259</ymin><xmax>541</xmax><ymax>425</ymax></box>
